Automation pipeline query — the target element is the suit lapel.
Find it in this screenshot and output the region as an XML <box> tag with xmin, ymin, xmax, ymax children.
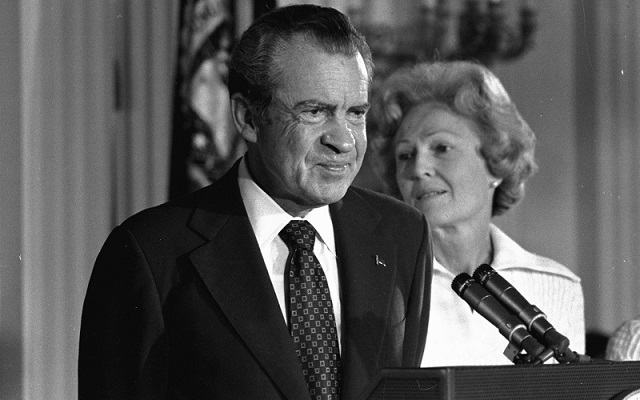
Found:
<box><xmin>184</xmin><ymin>166</ymin><xmax>399</xmax><ymax>399</ymax></box>
<box><xmin>187</xmin><ymin>164</ymin><xmax>310</xmax><ymax>400</ymax></box>
<box><xmin>330</xmin><ymin>189</ymin><xmax>399</xmax><ymax>398</ymax></box>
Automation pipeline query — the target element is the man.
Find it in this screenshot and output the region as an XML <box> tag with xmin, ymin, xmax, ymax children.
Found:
<box><xmin>79</xmin><ymin>5</ymin><xmax>432</xmax><ymax>399</ymax></box>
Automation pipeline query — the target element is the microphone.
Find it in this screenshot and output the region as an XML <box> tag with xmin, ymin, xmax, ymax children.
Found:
<box><xmin>472</xmin><ymin>263</ymin><xmax>582</xmax><ymax>362</ymax></box>
<box><xmin>451</xmin><ymin>273</ymin><xmax>551</xmax><ymax>364</ymax></box>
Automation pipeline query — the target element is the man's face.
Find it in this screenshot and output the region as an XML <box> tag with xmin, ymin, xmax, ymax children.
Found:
<box><xmin>247</xmin><ymin>38</ymin><xmax>370</xmax><ymax>216</ymax></box>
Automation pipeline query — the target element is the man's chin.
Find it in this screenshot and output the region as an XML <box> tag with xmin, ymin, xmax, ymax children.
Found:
<box><xmin>308</xmin><ymin>184</ymin><xmax>351</xmax><ymax>206</ymax></box>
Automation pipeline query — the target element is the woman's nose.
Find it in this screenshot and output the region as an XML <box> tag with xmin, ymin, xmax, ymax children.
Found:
<box><xmin>412</xmin><ymin>151</ymin><xmax>435</xmax><ymax>179</ymax></box>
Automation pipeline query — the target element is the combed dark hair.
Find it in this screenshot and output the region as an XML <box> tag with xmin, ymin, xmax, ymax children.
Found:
<box><xmin>368</xmin><ymin>61</ymin><xmax>537</xmax><ymax>216</ymax></box>
<box><xmin>228</xmin><ymin>4</ymin><xmax>373</xmax><ymax>120</ymax></box>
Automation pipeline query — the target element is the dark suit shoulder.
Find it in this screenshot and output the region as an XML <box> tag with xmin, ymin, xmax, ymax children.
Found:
<box><xmin>120</xmin><ymin>163</ymin><xmax>242</xmax><ymax>237</ymax></box>
<box><xmin>119</xmin><ymin>186</ymin><xmax>209</xmax><ymax>234</ymax></box>
<box><xmin>342</xmin><ymin>185</ymin><xmax>429</xmax><ymax>251</ymax></box>
<box><xmin>347</xmin><ymin>185</ymin><xmax>425</xmax><ymax>222</ymax></box>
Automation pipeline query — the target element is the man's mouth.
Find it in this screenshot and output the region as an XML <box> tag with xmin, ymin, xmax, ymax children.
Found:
<box><xmin>318</xmin><ymin>162</ymin><xmax>351</xmax><ymax>173</ymax></box>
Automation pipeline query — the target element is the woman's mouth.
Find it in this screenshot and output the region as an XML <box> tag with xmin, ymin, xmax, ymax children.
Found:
<box><xmin>417</xmin><ymin>190</ymin><xmax>446</xmax><ymax>200</ymax></box>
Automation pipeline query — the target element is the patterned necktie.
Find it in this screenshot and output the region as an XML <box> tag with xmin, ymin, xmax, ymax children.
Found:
<box><xmin>279</xmin><ymin>220</ymin><xmax>342</xmax><ymax>400</ymax></box>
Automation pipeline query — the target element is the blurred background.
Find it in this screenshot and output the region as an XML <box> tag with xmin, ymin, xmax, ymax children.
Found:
<box><xmin>2</xmin><ymin>0</ymin><xmax>639</xmax><ymax>398</ymax></box>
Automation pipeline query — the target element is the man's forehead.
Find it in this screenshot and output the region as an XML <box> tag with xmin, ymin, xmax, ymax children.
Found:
<box><xmin>272</xmin><ymin>43</ymin><xmax>369</xmax><ymax>106</ymax></box>
<box><xmin>275</xmin><ymin>36</ymin><xmax>368</xmax><ymax>76</ymax></box>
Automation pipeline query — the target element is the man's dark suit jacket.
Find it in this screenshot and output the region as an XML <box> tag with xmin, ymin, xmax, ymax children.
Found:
<box><xmin>79</xmin><ymin>161</ymin><xmax>433</xmax><ymax>400</ymax></box>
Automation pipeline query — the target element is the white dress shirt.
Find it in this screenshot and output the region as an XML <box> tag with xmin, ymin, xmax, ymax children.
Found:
<box><xmin>237</xmin><ymin>158</ymin><xmax>342</xmax><ymax>345</ymax></box>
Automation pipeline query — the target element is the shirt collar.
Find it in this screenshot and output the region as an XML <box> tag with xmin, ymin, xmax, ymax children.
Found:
<box><xmin>430</xmin><ymin>224</ymin><xmax>518</xmax><ymax>278</ymax></box>
<box><xmin>238</xmin><ymin>157</ymin><xmax>336</xmax><ymax>253</ymax></box>
<box><xmin>432</xmin><ymin>224</ymin><xmax>580</xmax><ymax>282</ymax></box>
<box><xmin>432</xmin><ymin>257</ymin><xmax>454</xmax><ymax>278</ymax></box>
<box><xmin>489</xmin><ymin>224</ymin><xmax>578</xmax><ymax>280</ymax></box>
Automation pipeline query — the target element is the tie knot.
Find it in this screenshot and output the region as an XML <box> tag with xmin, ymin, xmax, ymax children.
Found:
<box><xmin>279</xmin><ymin>220</ymin><xmax>316</xmax><ymax>250</ymax></box>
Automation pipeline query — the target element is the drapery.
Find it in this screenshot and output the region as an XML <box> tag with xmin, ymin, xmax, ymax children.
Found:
<box><xmin>18</xmin><ymin>1</ymin><xmax>177</xmax><ymax>398</ymax></box>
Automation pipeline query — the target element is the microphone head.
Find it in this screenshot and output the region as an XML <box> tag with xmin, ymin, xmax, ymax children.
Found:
<box><xmin>473</xmin><ymin>263</ymin><xmax>496</xmax><ymax>285</ymax></box>
<box><xmin>451</xmin><ymin>273</ymin><xmax>473</xmax><ymax>295</ymax></box>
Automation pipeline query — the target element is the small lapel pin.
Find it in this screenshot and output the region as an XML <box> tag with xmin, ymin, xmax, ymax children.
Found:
<box><xmin>375</xmin><ymin>255</ymin><xmax>386</xmax><ymax>267</ymax></box>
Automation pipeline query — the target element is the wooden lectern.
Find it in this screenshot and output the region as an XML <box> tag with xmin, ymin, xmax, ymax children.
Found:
<box><xmin>360</xmin><ymin>361</ymin><xmax>640</xmax><ymax>400</ymax></box>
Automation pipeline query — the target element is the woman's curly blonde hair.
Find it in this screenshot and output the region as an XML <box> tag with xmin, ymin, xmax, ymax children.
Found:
<box><xmin>368</xmin><ymin>61</ymin><xmax>538</xmax><ymax>216</ymax></box>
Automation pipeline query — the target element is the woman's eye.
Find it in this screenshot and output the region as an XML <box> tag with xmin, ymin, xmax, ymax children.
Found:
<box><xmin>396</xmin><ymin>152</ymin><xmax>413</xmax><ymax>161</ymax></box>
<box><xmin>434</xmin><ymin>143</ymin><xmax>451</xmax><ymax>153</ymax></box>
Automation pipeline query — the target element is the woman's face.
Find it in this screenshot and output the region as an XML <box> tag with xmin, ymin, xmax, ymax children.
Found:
<box><xmin>394</xmin><ymin>103</ymin><xmax>498</xmax><ymax>228</ymax></box>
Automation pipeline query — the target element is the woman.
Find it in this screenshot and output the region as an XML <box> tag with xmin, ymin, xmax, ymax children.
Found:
<box><xmin>368</xmin><ymin>61</ymin><xmax>585</xmax><ymax>366</ymax></box>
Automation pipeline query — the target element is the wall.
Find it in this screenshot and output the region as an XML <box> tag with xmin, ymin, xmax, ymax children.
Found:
<box><xmin>491</xmin><ymin>1</ymin><xmax>578</xmax><ymax>275</ymax></box>
<box><xmin>496</xmin><ymin>0</ymin><xmax>640</xmax><ymax>336</ymax></box>
<box><xmin>1</xmin><ymin>1</ymin><xmax>23</xmax><ymax>398</ymax></box>
<box><xmin>573</xmin><ymin>0</ymin><xmax>640</xmax><ymax>335</ymax></box>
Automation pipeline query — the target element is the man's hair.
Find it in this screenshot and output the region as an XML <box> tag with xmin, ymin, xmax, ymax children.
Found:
<box><xmin>228</xmin><ymin>4</ymin><xmax>373</xmax><ymax>119</ymax></box>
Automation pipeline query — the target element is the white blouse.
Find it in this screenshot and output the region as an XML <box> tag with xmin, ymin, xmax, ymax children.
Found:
<box><xmin>421</xmin><ymin>224</ymin><xmax>585</xmax><ymax>367</ymax></box>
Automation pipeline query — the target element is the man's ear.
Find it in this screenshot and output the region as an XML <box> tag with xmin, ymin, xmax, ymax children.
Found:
<box><xmin>230</xmin><ymin>93</ymin><xmax>258</xmax><ymax>144</ymax></box>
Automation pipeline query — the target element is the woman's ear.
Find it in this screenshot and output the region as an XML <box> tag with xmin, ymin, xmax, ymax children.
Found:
<box><xmin>230</xmin><ymin>93</ymin><xmax>258</xmax><ymax>143</ymax></box>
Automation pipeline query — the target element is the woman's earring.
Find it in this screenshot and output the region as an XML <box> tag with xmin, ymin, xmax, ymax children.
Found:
<box><xmin>490</xmin><ymin>181</ymin><xmax>500</xmax><ymax>188</ymax></box>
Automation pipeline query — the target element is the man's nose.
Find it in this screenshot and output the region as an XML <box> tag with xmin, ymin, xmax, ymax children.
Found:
<box><xmin>321</xmin><ymin>119</ymin><xmax>356</xmax><ymax>154</ymax></box>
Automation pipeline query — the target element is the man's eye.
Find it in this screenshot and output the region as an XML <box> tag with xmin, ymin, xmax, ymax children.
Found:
<box><xmin>346</xmin><ymin>110</ymin><xmax>366</xmax><ymax>124</ymax></box>
<box><xmin>299</xmin><ymin>108</ymin><xmax>327</xmax><ymax>122</ymax></box>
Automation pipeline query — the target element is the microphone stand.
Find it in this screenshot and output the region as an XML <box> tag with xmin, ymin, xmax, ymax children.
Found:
<box><xmin>504</xmin><ymin>341</ymin><xmax>590</xmax><ymax>365</ymax></box>
<box><xmin>471</xmin><ymin>263</ymin><xmax>592</xmax><ymax>365</ymax></box>
<box><xmin>451</xmin><ymin>273</ymin><xmax>555</xmax><ymax>365</ymax></box>
<box><xmin>505</xmin><ymin>342</ymin><xmax>554</xmax><ymax>365</ymax></box>
<box><xmin>552</xmin><ymin>348</ymin><xmax>591</xmax><ymax>363</ymax></box>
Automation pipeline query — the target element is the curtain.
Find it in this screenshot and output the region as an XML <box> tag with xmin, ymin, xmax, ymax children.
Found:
<box><xmin>169</xmin><ymin>0</ymin><xmax>245</xmax><ymax>199</ymax></box>
<box><xmin>19</xmin><ymin>0</ymin><xmax>177</xmax><ymax>398</ymax></box>
<box><xmin>575</xmin><ymin>0</ymin><xmax>640</xmax><ymax>334</ymax></box>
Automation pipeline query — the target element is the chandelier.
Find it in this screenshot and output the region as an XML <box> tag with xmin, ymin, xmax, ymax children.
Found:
<box><xmin>349</xmin><ymin>0</ymin><xmax>536</xmax><ymax>71</ymax></box>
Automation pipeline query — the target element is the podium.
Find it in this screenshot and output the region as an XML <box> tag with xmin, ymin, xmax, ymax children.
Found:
<box><xmin>359</xmin><ymin>361</ymin><xmax>640</xmax><ymax>400</ymax></box>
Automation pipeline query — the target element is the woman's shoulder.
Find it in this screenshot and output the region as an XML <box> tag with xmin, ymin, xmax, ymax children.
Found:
<box><xmin>518</xmin><ymin>252</ymin><xmax>582</xmax><ymax>283</ymax></box>
<box><xmin>490</xmin><ymin>224</ymin><xmax>582</xmax><ymax>284</ymax></box>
